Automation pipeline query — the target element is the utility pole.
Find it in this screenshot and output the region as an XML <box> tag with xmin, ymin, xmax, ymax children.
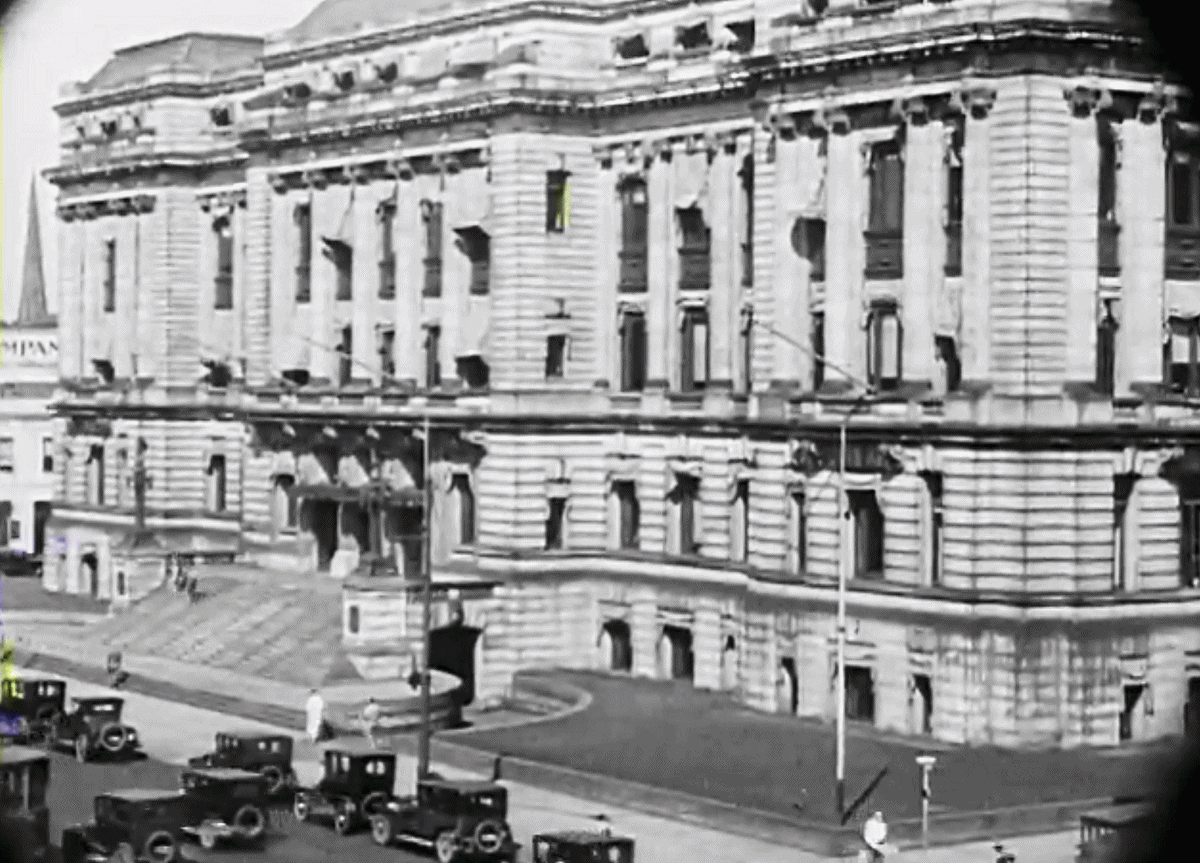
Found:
<box><xmin>416</xmin><ymin>412</ymin><xmax>434</xmax><ymax>780</ymax></box>
<box><xmin>132</xmin><ymin>437</ymin><xmax>149</xmax><ymax>538</ymax></box>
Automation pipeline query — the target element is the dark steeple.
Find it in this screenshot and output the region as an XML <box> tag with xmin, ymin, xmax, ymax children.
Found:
<box><xmin>16</xmin><ymin>176</ymin><xmax>54</xmax><ymax>328</ymax></box>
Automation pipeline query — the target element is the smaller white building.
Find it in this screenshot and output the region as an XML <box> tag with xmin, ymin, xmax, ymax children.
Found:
<box><xmin>1</xmin><ymin>179</ymin><xmax>59</xmax><ymax>561</ymax></box>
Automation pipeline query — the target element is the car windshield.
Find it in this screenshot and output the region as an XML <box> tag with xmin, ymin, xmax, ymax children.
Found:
<box><xmin>141</xmin><ymin>799</ymin><xmax>184</xmax><ymax>820</ymax></box>
<box><xmin>79</xmin><ymin>701</ymin><xmax>118</xmax><ymax>714</ymax></box>
<box><xmin>467</xmin><ymin>792</ymin><xmax>504</xmax><ymax>814</ymax></box>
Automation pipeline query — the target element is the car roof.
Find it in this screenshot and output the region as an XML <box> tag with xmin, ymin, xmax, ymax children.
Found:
<box><xmin>216</xmin><ymin>729</ymin><xmax>290</xmax><ymax>741</ymax></box>
<box><xmin>184</xmin><ymin>767</ymin><xmax>265</xmax><ymax>782</ymax></box>
<box><xmin>102</xmin><ymin>789</ymin><xmax>185</xmax><ymax>803</ymax></box>
<box><xmin>7</xmin><ymin>677</ymin><xmax>63</xmax><ymax>686</ymax></box>
<box><xmin>420</xmin><ymin>779</ymin><xmax>505</xmax><ymax>794</ymax></box>
<box><xmin>534</xmin><ymin>830</ymin><xmax>634</xmax><ymax>845</ymax></box>
<box><xmin>0</xmin><ymin>745</ymin><xmax>50</xmax><ymax>766</ymax></box>
<box><xmin>323</xmin><ymin>741</ymin><xmax>397</xmax><ymax>759</ymax></box>
<box><xmin>74</xmin><ymin>696</ymin><xmax>123</xmax><ymax>704</ymax></box>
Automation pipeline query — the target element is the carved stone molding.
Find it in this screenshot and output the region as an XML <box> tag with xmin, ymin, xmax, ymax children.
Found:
<box><xmin>269</xmin><ymin>173</ymin><xmax>292</xmax><ymax>194</ymax></box>
<box><xmin>1063</xmin><ymin>83</ymin><xmax>1114</xmax><ymax>118</ymax></box>
<box><xmin>303</xmin><ymin>169</ymin><xmax>329</xmax><ymax>190</ymax></box>
<box><xmin>892</xmin><ymin>95</ymin><xmax>931</xmax><ymax>126</ymax></box>
<box><xmin>1138</xmin><ymin>81</ymin><xmax>1178</xmax><ymax>124</ymax></box>
<box><xmin>199</xmin><ymin>189</ymin><xmax>248</xmax><ymax>214</ymax></box>
<box><xmin>812</xmin><ymin>104</ymin><xmax>852</xmax><ymax>136</ymax></box>
<box><xmin>956</xmin><ymin>82</ymin><xmax>997</xmax><ymax>120</ymax></box>
<box><xmin>57</xmin><ymin>194</ymin><xmax>155</xmax><ymax>221</ymax></box>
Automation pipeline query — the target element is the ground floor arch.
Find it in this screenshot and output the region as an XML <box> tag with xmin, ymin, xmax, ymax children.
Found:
<box><xmin>599</xmin><ymin>619</ymin><xmax>633</xmax><ymax>672</ymax></box>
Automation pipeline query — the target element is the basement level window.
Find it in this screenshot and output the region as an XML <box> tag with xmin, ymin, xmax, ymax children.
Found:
<box><xmin>615</xmin><ymin>34</ymin><xmax>649</xmax><ymax>61</ymax></box>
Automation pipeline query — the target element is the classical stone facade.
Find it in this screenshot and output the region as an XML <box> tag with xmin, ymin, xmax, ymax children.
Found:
<box><xmin>45</xmin><ymin>0</ymin><xmax>1200</xmax><ymax>745</ymax></box>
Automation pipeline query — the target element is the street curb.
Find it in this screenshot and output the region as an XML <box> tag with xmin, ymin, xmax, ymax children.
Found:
<box><xmin>9</xmin><ymin>643</ymin><xmax>1106</xmax><ymax>855</ymax></box>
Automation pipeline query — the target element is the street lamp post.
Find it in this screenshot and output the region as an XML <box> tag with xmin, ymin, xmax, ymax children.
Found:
<box><xmin>417</xmin><ymin>412</ymin><xmax>434</xmax><ymax>780</ymax></box>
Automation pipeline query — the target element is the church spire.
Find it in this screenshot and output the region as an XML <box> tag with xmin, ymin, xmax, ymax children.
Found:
<box><xmin>16</xmin><ymin>175</ymin><xmax>54</xmax><ymax>327</ymax></box>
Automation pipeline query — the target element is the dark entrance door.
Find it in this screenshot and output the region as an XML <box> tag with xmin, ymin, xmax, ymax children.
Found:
<box><xmin>1120</xmin><ymin>684</ymin><xmax>1145</xmax><ymax>742</ymax></box>
<box><xmin>912</xmin><ymin>673</ymin><xmax>933</xmax><ymax>735</ymax></box>
<box><xmin>1187</xmin><ymin>678</ymin><xmax>1200</xmax><ymax>740</ymax></box>
<box><xmin>662</xmin><ymin>625</ymin><xmax>694</xmax><ymax>682</ymax></box>
<box><xmin>429</xmin><ymin>623</ymin><xmax>482</xmax><ymax>707</ymax></box>
<box><xmin>33</xmin><ymin>502</ymin><xmax>51</xmax><ymax>556</ymax></box>
<box><xmin>845</xmin><ymin>665</ymin><xmax>875</xmax><ymax>723</ymax></box>
<box><xmin>343</xmin><ymin>503</ymin><xmax>370</xmax><ymax>556</ymax></box>
<box><xmin>780</xmin><ymin>657</ymin><xmax>799</xmax><ymax>715</ymax></box>
<box><xmin>602</xmin><ymin>620</ymin><xmax>633</xmax><ymax>671</ymax></box>
<box><xmin>307</xmin><ymin>501</ymin><xmax>339</xmax><ymax>572</ymax></box>
<box><xmin>81</xmin><ymin>553</ymin><xmax>99</xmax><ymax>597</ymax></box>
<box><xmin>391</xmin><ymin>506</ymin><xmax>423</xmax><ymax>578</ymax></box>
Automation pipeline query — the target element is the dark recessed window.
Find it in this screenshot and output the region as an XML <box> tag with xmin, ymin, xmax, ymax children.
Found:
<box><xmin>545</xmin><ymin>334</ymin><xmax>567</xmax><ymax>379</ymax></box>
<box><xmin>546</xmin><ymin>171</ymin><xmax>569</xmax><ymax>233</ymax></box>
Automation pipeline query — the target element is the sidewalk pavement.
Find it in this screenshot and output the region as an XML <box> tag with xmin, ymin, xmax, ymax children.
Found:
<box><xmin>3</xmin><ymin>627</ymin><xmax>1084</xmax><ymax>863</ymax></box>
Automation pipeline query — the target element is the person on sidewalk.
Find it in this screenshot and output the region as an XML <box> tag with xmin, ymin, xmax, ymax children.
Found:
<box><xmin>305</xmin><ymin>688</ymin><xmax>325</xmax><ymax>744</ymax></box>
<box><xmin>862</xmin><ymin>811</ymin><xmax>889</xmax><ymax>863</ymax></box>
<box><xmin>361</xmin><ymin>697</ymin><xmax>381</xmax><ymax>748</ymax></box>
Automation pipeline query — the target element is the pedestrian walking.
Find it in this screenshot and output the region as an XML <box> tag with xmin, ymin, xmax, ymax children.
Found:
<box><xmin>362</xmin><ymin>697</ymin><xmax>381</xmax><ymax>748</ymax></box>
<box><xmin>862</xmin><ymin>811</ymin><xmax>889</xmax><ymax>863</ymax></box>
<box><xmin>305</xmin><ymin>688</ymin><xmax>325</xmax><ymax>744</ymax></box>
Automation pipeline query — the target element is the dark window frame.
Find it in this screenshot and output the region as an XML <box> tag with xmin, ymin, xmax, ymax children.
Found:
<box><xmin>740</xmin><ymin>154</ymin><xmax>754</xmax><ymax>287</ymax></box>
<box><xmin>295</xmin><ymin>204</ymin><xmax>312</xmax><ymax>303</ymax></box>
<box><xmin>677</xmin><ymin>206</ymin><xmax>711</xmax><ymax>292</ymax></box>
<box><xmin>545</xmin><ymin>334</ymin><xmax>567</xmax><ymax>379</ymax></box>
<box><xmin>811</xmin><ymin>310</ymin><xmax>826</xmax><ymax>391</ymax></box>
<box><xmin>336</xmin><ymin>325</ymin><xmax>353</xmax><ymax>387</ymax></box>
<box><xmin>672</xmin><ymin>474</ymin><xmax>700</xmax><ymax>556</ymax></box>
<box><xmin>214</xmin><ymin>217</ymin><xmax>234</xmax><ymax>310</ymax></box>
<box><xmin>454</xmin><ymin>474</ymin><xmax>476</xmax><ymax>545</ymax></box>
<box><xmin>378</xmin><ymin>328</ymin><xmax>396</xmax><ymax>381</ymax></box>
<box><xmin>208</xmin><ymin>454</ymin><xmax>227</xmax><ymax>513</ymax></box>
<box><xmin>791</xmin><ymin>490</ymin><xmax>808</xmax><ymax>575</ymax></box>
<box><xmin>423</xmin><ymin>325</ymin><xmax>442</xmax><ymax>389</ymax></box>
<box><xmin>1165</xmin><ymin>316</ymin><xmax>1200</xmax><ymax>396</ymax></box>
<box><xmin>865</xmin><ymin>139</ymin><xmax>904</xmax><ymax>279</ymax></box>
<box><xmin>422</xmin><ymin>200</ymin><xmax>444</xmax><ymax>298</ymax></box>
<box><xmin>866</xmin><ymin>300</ymin><xmax>903</xmax><ymax>391</ymax></box>
<box><xmin>679</xmin><ymin>306</ymin><xmax>710</xmax><ymax>393</ymax></box>
<box><xmin>849</xmin><ymin>489</ymin><xmax>885</xmax><ymax>579</ymax></box>
<box><xmin>1096</xmin><ymin>299</ymin><xmax>1119</xmax><ymax>396</ymax></box>
<box><xmin>378</xmin><ymin>200</ymin><xmax>396</xmax><ymax>299</ymax></box>
<box><xmin>614</xmin><ymin>481</ymin><xmax>640</xmax><ymax>550</ymax></box>
<box><xmin>619</xmin><ymin>178</ymin><xmax>649</xmax><ymax>293</ymax></box>
<box><xmin>619</xmin><ymin>309</ymin><xmax>647</xmax><ymax>393</ymax></box>
<box><xmin>546</xmin><ymin>170</ymin><xmax>569</xmax><ymax>233</ymax></box>
<box><xmin>545</xmin><ymin>497</ymin><xmax>567</xmax><ymax>550</ymax></box>
<box><xmin>1182</xmin><ymin>481</ymin><xmax>1200</xmax><ymax>588</ymax></box>
<box><xmin>944</xmin><ymin>118</ymin><xmax>964</xmax><ymax>277</ymax></box>
<box><xmin>102</xmin><ymin>238</ymin><xmax>117</xmax><ymax>313</ymax></box>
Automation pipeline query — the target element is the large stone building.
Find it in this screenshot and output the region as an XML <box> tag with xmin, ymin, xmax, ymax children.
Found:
<box><xmin>42</xmin><ymin>0</ymin><xmax>1200</xmax><ymax>747</ymax></box>
<box><xmin>1</xmin><ymin>179</ymin><xmax>59</xmax><ymax>562</ymax></box>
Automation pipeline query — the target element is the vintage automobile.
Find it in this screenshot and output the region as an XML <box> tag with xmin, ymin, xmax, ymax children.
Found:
<box><xmin>186</xmin><ymin>730</ymin><xmax>297</xmax><ymax>796</ymax></box>
<box><xmin>177</xmin><ymin>767</ymin><xmax>270</xmax><ymax>850</ymax></box>
<box><xmin>530</xmin><ymin>829</ymin><xmax>635</xmax><ymax>863</ymax></box>
<box><xmin>0</xmin><ymin>676</ymin><xmax>66</xmax><ymax>743</ymax></box>
<box><xmin>46</xmin><ymin>695</ymin><xmax>141</xmax><ymax>762</ymax></box>
<box><xmin>61</xmin><ymin>789</ymin><xmax>187</xmax><ymax>863</ymax></box>
<box><xmin>0</xmin><ymin>744</ymin><xmax>52</xmax><ymax>862</ymax></box>
<box><xmin>1075</xmin><ymin>800</ymin><xmax>1155</xmax><ymax>863</ymax></box>
<box><xmin>369</xmin><ymin>778</ymin><xmax>519</xmax><ymax>862</ymax></box>
<box><xmin>292</xmin><ymin>742</ymin><xmax>397</xmax><ymax>835</ymax></box>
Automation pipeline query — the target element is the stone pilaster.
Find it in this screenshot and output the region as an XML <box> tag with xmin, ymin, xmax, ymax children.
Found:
<box><xmin>958</xmin><ymin>82</ymin><xmax>996</xmax><ymax>384</ymax></box>
<box><xmin>1120</xmin><ymin>88</ymin><xmax>1171</xmax><ymax>392</ymax></box>
<box><xmin>350</xmin><ymin>171</ymin><xmax>377</xmax><ymax>382</ymax></box>
<box><xmin>708</xmin><ymin>133</ymin><xmax>737</xmax><ymax>388</ymax></box>
<box><xmin>593</xmin><ymin>149</ymin><xmax>618</xmax><ymax>389</ymax></box>
<box><xmin>631</xmin><ymin>591</ymin><xmax>658</xmax><ymax>679</ymax></box>
<box><xmin>57</xmin><ymin>214</ymin><xmax>83</xmax><ymax>379</ymax></box>
<box><xmin>822</xmin><ymin>107</ymin><xmax>859</xmax><ymax>388</ymax></box>
<box><xmin>312</xmin><ymin>180</ymin><xmax>350</xmax><ymax>383</ymax></box>
<box><xmin>1064</xmin><ymin>84</ymin><xmax>1107</xmax><ymax>385</ymax></box>
<box><xmin>897</xmin><ymin>96</ymin><xmax>942</xmax><ymax>390</ymax></box>
<box><xmin>442</xmin><ymin>162</ymin><xmax>466</xmax><ymax>385</ymax></box>
<box><xmin>693</xmin><ymin>600</ymin><xmax>722</xmax><ymax>690</ymax></box>
<box><xmin>646</xmin><ymin>143</ymin><xmax>673</xmax><ymax>390</ymax></box>
<box><xmin>771</xmin><ymin>131</ymin><xmax>804</xmax><ymax>388</ymax></box>
<box><xmin>266</xmin><ymin>178</ymin><xmax>292</xmax><ymax>377</ymax></box>
<box><xmin>393</xmin><ymin>164</ymin><xmax>421</xmax><ymax>387</ymax></box>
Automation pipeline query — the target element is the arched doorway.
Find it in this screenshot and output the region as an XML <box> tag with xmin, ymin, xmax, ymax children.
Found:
<box><xmin>303</xmin><ymin>500</ymin><xmax>339</xmax><ymax>572</ymax></box>
<box><xmin>779</xmin><ymin>657</ymin><xmax>799</xmax><ymax>715</ymax></box>
<box><xmin>600</xmin><ymin>620</ymin><xmax>633</xmax><ymax>672</ymax></box>
<box><xmin>429</xmin><ymin>623</ymin><xmax>482</xmax><ymax>707</ymax></box>
<box><xmin>659</xmin><ymin>626</ymin><xmax>694</xmax><ymax>682</ymax></box>
<box><xmin>80</xmin><ymin>552</ymin><xmax>99</xmax><ymax>598</ymax></box>
<box><xmin>720</xmin><ymin>636</ymin><xmax>738</xmax><ymax>690</ymax></box>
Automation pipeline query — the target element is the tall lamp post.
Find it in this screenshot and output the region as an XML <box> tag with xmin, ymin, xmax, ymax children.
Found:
<box><xmin>417</xmin><ymin>412</ymin><xmax>433</xmax><ymax>779</ymax></box>
<box><xmin>757</xmin><ymin>322</ymin><xmax>874</xmax><ymax>819</ymax></box>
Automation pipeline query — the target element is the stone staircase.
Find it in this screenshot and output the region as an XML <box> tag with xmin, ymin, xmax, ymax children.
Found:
<box><xmin>82</xmin><ymin>574</ymin><xmax>345</xmax><ymax>688</ymax></box>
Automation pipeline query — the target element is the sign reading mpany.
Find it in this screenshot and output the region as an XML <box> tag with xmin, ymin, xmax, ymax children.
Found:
<box><xmin>1</xmin><ymin>335</ymin><xmax>58</xmax><ymax>365</ymax></box>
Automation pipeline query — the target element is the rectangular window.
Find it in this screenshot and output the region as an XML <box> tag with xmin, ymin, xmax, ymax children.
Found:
<box><xmin>378</xmin><ymin>201</ymin><xmax>396</xmax><ymax>299</ymax></box>
<box><xmin>41</xmin><ymin>437</ymin><xmax>54</xmax><ymax>473</ymax></box>
<box><xmin>545</xmin><ymin>497</ymin><xmax>566</xmax><ymax>550</ymax></box>
<box><xmin>945</xmin><ymin>120</ymin><xmax>964</xmax><ymax>277</ymax></box>
<box><xmin>327</xmin><ymin>241</ymin><xmax>353</xmax><ymax>302</ymax></box>
<box><xmin>454</xmin><ymin>474</ymin><xmax>475</xmax><ymax>545</ymax></box>
<box><xmin>1098</xmin><ymin>117</ymin><xmax>1120</xmax><ymax>276</ymax></box>
<box><xmin>865</xmin><ymin>139</ymin><xmax>904</xmax><ymax>279</ymax></box>
<box><xmin>378</xmin><ymin>328</ymin><xmax>395</xmax><ymax>381</ymax></box>
<box><xmin>424</xmin><ymin>325</ymin><xmax>441</xmax><ymax>389</ymax></box>
<box><xmin>677</xmin><ymin>207</ymin><xmax>711</xmax><ymax>292</ymax></box>
<box><xmin>337</xmin><ymin>326</ymin><xmax>353</xmax><ymax>387</ymax></box>
<box><xmin>546</xmin><ymin>170</ymin><xmax>569</xmax><ymax>233</ymax></box>
<box><xmin>545</xmin><ymin>334</ymin><xmax>567</xmax><ymax>379</ymax></box>
<box><xmin>620</xmin><ymin>310</ymin><xmax>647</xmax><ymax>393</ymax></box>
<box><xmin>422</xmin><ymin>200</ymin><xmax>443</xmax><ymax>298</ymax></box>
<box><xmin>680</xmin><ymin>307</ymin><xmax>710</xmax><ymax>393</ymax></box>
<box><xmin>295</xmin><ymin>204</ymin><xmax>312</xmax><ymax>303</ymax></box>
<box><xmin>0</xmin><ymin>438</ymin><xmax>12</xmax><ymax>472</ymax></box>
<box><xmin>738</xmin><ymin>312</ymin><xmax>753</xmax><ymax>394</ymax></box>
<box><xmin>935</xmin><ymin>335</ymin><xmax>962</xmax><ymax>394</ymax></box>
<box><xmin>925</xmin><ymin>473</ymin><xmax>944</xmax><ymax>587</ymax></box>
<box><xmin>1097</xmin><ymin>299</ymin><xmax>1119</xmax><ymax>395</ymax></box>
<box><xmin>1167</xmin><ymin>144</ymin><xmax>1200</xmax><ymax>280</ymax></box>
<box><xmin>673</xmin><ymin>475</ymin><xmax>700</xmax><ymax>556</ymax></box>
<box><xmin>1182</xmin><ymin>484</ymin><xmax>1200</xmax><ymax>588</ymax></box>
<box><xmin>214</xmin><ymin>218</ymin><xmax>234</xmax><ymax>310</ymax></box>
<box><xmin>798</xmin><ymin>218</ymin><xmax>826</xmax><ymax>282</ymax></box>
<box><xmin>849</xmin><ymin>490</ymin><xmax>885</xmax><ymax>579</ymax></box>
<box><xmin>275</xmin><ymin>475</ymin><xmax>297</xmax><ymax>531</ymax></box>
<box><xmin>790</xmin><ymin>491</ymin><xmax>807</xmax><ymax>576</ymax></box>
<box><xmin>1114</xmin><ymin>474</ymin><xmax>1135</xmax><ymax>591</ymax></box>
<box><xmin>208</xmin><ymin>454</ymin><xmax>227</xmax><ymax>513</ymax></box>
<box><xmin>811</xmin><ymin>310</ymin><xmax>825</xmax><ymax>391</ymax></box>
<box><xmin>88</xmin><ymin>445</ymin><xmax>105</xmax><ymax>506</ymax></box>
<box><xmin>0</xmin><ymin>502</ymin><xmax>9</xmax><ymax>548</ymax></box>
<box><xmin>614</xmin><ymin>481</ymin><xmax>639</xmax><ymax>550</ymax></box>
<box><xmin>1166</xmin><ymin>316</ymin><xmax>1200</xmax><ymax>396</ymax></box>
<box><xmin>867</xmin><ymin>301</ymin><xmax>902</xmax><ymax>390</ymax></box>
<box><xmin>103</xmin><ymin>239</ymin><xmax>117</xmax><ymax>312</ymax></box>
<box><xmin>114</xmin><ymin>450</ymin><xmax>128</xmax><ymax>508</ymax></box>
<box><xmin>9</xmin><ymin>521</ymin><xmax>19</xmax><ymax>541</ymax></box>
<box><xmin>619</xmin><ymin>179</ymin><xmax>649</xmax><ymax>293</ymax></box>
<box><xmin>731</xmin><ymin>479</ymin><xmax>750</xmax><ymax>563</ymax></box>
<box><xmin>740</xmin><ymin>155</ymin><xmax>754</xmax><ymax>287</ymax></box>
<box><xmin>463</xmin><ymin>229</ymin><xmax>490</xmax><ymax>296</ymax></box>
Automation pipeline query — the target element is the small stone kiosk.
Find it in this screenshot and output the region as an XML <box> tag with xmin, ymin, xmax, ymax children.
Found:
<box><xmin>107</xmin><ymin>529</ymin><xmax>170</xmax><ymax>610</ymax></box>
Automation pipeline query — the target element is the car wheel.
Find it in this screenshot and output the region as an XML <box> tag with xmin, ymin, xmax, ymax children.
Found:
<box><xmin>74</xmin><ymin>734</ymin><xmax>89</xmax><ymax>763</ymax></box>
<box><xmin>333</xmin><ymin>801</ymin><xmax>355</xmax><ymax>835</ymax></box>
<box><xmin>370</xmin><ymin>815</ymin><xmax>394</xmax><ymax>847</ymax></box>
<box><xmin>234</xmin><ymin>804</ymin><xmax>266</xmax><ymax>840</ymax></box>
<box><xmin>293</xmin><ymin>792</ymin><xmax>310</xmax><ymax>822</ymax></box>
<box><xmin>142</xmin><ymin>830</ymin><xmax>178</xmax><ymax>863</ymax></box>
<box><xmin>260</xmin><ymin>765</ymin><xmax>284</xmax><ymax>796</ymax></box>
<box><xmin>435</xmin><ymin>830</ymin><xmax>460</xmax><ymax>863</ymax></box>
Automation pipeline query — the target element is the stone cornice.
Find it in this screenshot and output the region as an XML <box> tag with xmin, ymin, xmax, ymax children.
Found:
<box><xmin>198</xmin><ymin>188</ymin><xmax>248</xmax><ymax>214</ymax></box>
<box><xmin>44</xmin><ymin>150</ymin><xmax>247</xmax><ymax>187</ymax></box>
<box><xmin>266</xmin><ymin>146</ymin><xmax>487</xmax><ymax>191</ymax></box>
<box><xmin>54</xmin><ymin>73</ymin><xmax>263</xmax><ymax>118</ymax></box>
<box><xmin>56</xmin><ymin>194</ymin><xmax>156</xmax><ymax>221</ymax></box>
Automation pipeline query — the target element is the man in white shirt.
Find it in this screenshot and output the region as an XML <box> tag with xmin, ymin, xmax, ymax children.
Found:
<box><xmin>305</xmin><ymin>689</ymin><xmax>325</xmax><ymax>744</ymax></box>
<box><xmin>863</xmin><ymin>811</ymin><xmax>888</xmax><ymax>862</ymax></box>
<box><xmin>362</xmin><ymin>697</ymin><xmax>381</xmax><ymax>748</ymax></box>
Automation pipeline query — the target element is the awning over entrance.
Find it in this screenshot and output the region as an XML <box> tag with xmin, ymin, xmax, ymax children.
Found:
<box><xmin>289</xmin><ymin>482</ymin><xmax>422</xmax><ymax>508</ymax></box>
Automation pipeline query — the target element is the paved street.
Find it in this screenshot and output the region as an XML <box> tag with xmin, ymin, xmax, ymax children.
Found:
<box><xmin>16</xmin><ymin>666</ymin><xmax>1083</xmax><ymax>863</ymax></box>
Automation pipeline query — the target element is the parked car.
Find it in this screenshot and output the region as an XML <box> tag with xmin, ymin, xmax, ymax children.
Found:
<box><xmin>0</xmin><ymin>744</ymin><xmax>51</xmax><ymax>862</ymax></box>
<box><xmin>61</xmin><ymin>789</ymin><xmax>187</xmax><ymax>863</ymax></box>
<box><xmin>369</xmin><ymin>778</ymin><xmax>519</xmax><ymax>862</ymax></box>
<box><xmin>177</xmin><ymin>767</ymin><xmax>270</xmax><ymax>850</ymax></box>
<box><xmin>1076</xmin><ymin>800</ymin><xmax>1155</xmax><ymax>863</ymax></box>
<box><xmin>45</xmin><ymin>696</ymin><xmax>141</xmax><ymax>762</ymax></box>
<box><xmin>292</xmin><ymin>742</ymin><xmax>396</xmax><ymax>835</ymax></box>
<box><xmin>530</xmin><ymin>830</ymin><xmax>635</xmax><ymax>863</ymax></box>
<box><xmin>0</xmin><ymin>549</ymin><xmax>43</xmax><ymax>577</ymax></box>
<box><xmin>0</xmin><ymin>677</ymin><xmax>66</xmax><ymax>744</ymax></box>
<box><xmin>186</xmin><ymin>730</ymin><xmax>297</xmax><ymax>796</ymax></box>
